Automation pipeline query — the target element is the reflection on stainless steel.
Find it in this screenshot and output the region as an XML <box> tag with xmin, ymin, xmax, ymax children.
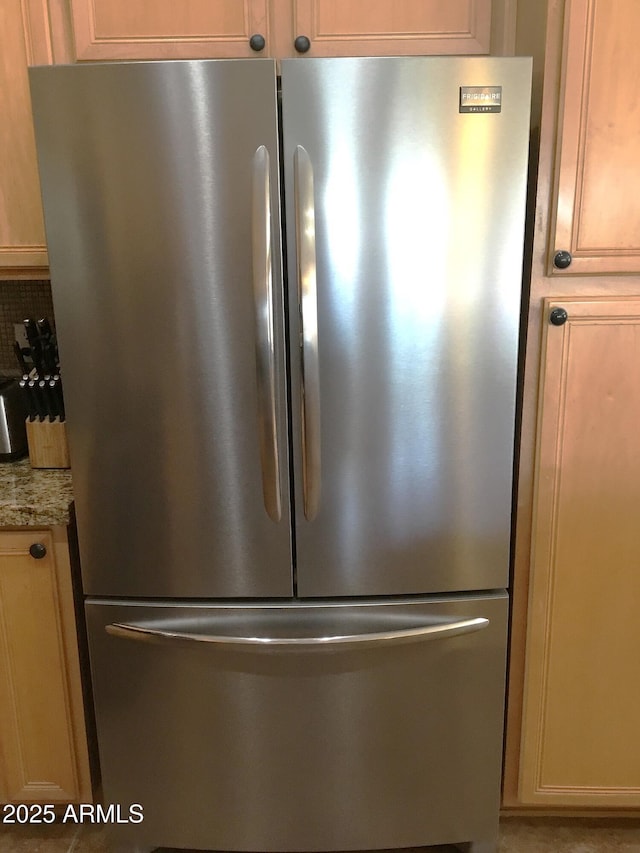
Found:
<box><xmin>252</xmin><ymin>145</ymin><xmax>281</xmax><ymax>522</ymax></box>
<box><xmin>30</xmin><ymin>60</ymin><xmax>292</xmax><ymax>598</ymax></box>
<box><xmin>281</xmin><ymin>58</ymin><xmax>531</xmax><ymax>596</ymax></box>
<box><xmin>106</xmin><ymin>614</ymin><xmax>489</xmax><ymax>650</ymax></box>
<box><xmin>294</xmin><ymin>145</ymin><xmax>321</xmax><ymax>521</ymax></box>
<box><xmin>31</xmin><ymin>57</ymin><xmax>532</xmax><ymax>853</ymax></box>
<box><xmin>87</xmin><ymin>595</ymin><xmax>508</xmax><ymax>851</ymax></box>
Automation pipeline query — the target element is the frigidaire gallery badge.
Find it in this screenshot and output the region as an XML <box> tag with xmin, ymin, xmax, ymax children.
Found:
<box><xmin>459</xmin><ymin>86</ymin><xmax>502</xmax><ymax>113</ymax></box>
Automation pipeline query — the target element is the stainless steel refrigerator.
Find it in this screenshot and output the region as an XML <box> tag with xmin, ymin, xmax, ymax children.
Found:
<box><xmin>30</xmin><ymin>57</ymin><xmax>531</xmax><ymax>853</ymax></box>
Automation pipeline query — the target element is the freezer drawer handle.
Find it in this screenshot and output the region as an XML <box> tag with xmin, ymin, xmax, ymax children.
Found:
<box><xmin>105</xmin><ymin>617</ymin><xmax>489</xmax><ymax>651</ymax></box>
<box><xmin>252</xmin><ymin>145</ymin><xmax>282</xmax><ymax>522</ymax></box>
<box><xmin>294</xmin><ymin>145</ymin><xmax>321</xmax><ymax>521</ymax></box>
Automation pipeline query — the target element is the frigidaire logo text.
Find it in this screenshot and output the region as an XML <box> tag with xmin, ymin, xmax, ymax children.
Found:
<box><xmin>459</xmin><ymin>86</ymin><xmax>502</xmax><ymax>113</ymax></box>
<box><xmin>461</xmin><ymin>92</ymin><xmax>501</xmax><ymax>101</ymax></box>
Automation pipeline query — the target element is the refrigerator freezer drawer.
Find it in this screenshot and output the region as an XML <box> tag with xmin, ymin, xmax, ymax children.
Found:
<box><xmin>86</xmin><ymin>594</ymin><xmax>508</xmax><ymax>851</ymax></box>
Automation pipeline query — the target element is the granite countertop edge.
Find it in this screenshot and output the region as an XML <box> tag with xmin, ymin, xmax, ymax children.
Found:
<box><xmin>0</xmin><ymin>459</ymin><xmax>73</xmax><ymax>527</ymax></box>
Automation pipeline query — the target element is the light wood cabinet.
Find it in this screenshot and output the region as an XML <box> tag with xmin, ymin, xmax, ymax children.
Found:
<box><xmin>550</xmin><ymin>0</ymin><xmax>640</xmax><ymax>276</ymax></box>
<box><xmin>0</xmin><ymin>0</ymin><xmax>51</xmax><ymax>275</ymax></box>
<box><xmin>0</xmin><ymin>527</ymin><xmax>91</xmax><ymax>804</ymax></box>
<box><xmin>69</xmin><ymin>0</ymin><xmax>270</xmax><ymax>60</ymax></box>
<box><xmin>66</xmin><ymin>0</ymin><xmax>493</xmax><ymax>60</ymax></box>
<box><xmin>518</xmin><ymin>296</ymin><xmax>640</xmax><ymax>807</ymax></box>
<box><xmin>289</xmin><ymin>0</ymin><xmax>492</xmax><ymax>57</ymax></box>
<box><xmin>503</xmin><ymin>0</ymin><xmax>640</xmax><ymax>813</ymax></box>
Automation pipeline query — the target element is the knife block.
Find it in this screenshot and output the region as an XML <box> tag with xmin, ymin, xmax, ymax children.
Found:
<box><xmin>25</xmin><ymin>418</ymin><xmax>70</xmax><ymax>469</ymax></box>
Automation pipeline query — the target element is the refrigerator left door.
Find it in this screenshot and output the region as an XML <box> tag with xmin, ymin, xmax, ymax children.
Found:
<box><xmin>29</xmin><ymin>60</ymin><xmax>293</xmax><ymax>598</ymax></box>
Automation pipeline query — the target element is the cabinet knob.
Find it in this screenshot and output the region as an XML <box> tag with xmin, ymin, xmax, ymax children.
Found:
<box><xmin>249</xmin><ymin>33</ymin><xmax>266</xmax><ymax>51</ymax></box>
<box><xmin>553</xmin><ymin>250</ymin><xmax>572</xmax><ymax>269</ymax></box>
<box><xmin>29</xmin><ymin>542</ymin><xmax>47</xmax><ymax>559</ymax></box>
<box><xmin>549</xmin><ymin>307</ymin><xmax>568</xmax><ymax>326</ymax></box>
<box><xmin>294</xmin><ymin>35</ymin><xmax>311</xmax><ymax>53</ymax></box>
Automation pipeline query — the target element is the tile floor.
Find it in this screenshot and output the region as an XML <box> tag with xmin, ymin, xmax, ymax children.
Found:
<box><xmin>1</xmin><ymin>819</ymin><xmax>640</xmax><ymax>852</ymax></box>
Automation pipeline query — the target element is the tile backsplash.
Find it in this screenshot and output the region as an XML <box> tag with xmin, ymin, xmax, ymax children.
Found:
<box><xmin>0</xmin><ymin>280</ymin><xmax>54</xmax><ymax>375</ymax></box>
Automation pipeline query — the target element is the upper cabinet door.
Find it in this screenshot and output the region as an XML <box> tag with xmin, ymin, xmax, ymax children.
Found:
<box><xmin>551</xmin><ymin>0</ymin><xmax>640</xmax><ymax>275</ymax></box>
<box><xmin>290</xmin><ymin>0</ymin><xmax>492</xmax><ymax>57</ymax></box>
<box><xmin>67</xmin><ymin>0</ymin><xmax>493</xmax><ymax>61</ymax></box>
<box><xmin>68</xmin><ymin>0</ymin><xmax>270</xmax><ymax>59</ymax></box>
<box><xmin>0</xmin><ymin>0</ymin><xmax>49</xmax><ymax>274</ymax></box>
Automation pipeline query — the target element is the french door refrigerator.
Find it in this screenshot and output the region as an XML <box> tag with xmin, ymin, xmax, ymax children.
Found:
<box><xmin>30</xmin><ymin>57</ymin><xmax>531</xmax><ymax>853</ymax></box>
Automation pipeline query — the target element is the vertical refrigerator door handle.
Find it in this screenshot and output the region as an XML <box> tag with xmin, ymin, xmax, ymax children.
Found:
<box><xmin>252</xmin><ymin>145</ymin><xmax>282</xmax><ymax>522</ymax></box>
<box><xmin>294</xmin><ymin>145</ymin><xmax>321</xmax><ymax>521</ymax></box>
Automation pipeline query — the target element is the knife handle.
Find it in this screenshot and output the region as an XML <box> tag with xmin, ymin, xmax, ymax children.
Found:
<box><xmin>39</xmin><ymin>379</ymin><xmax>55</xmax><ymax>420</ymax></box>
<box><xmin>21</xmin><ymin>379</ymin><xmax>37</xmax><ymax>422</ymax></box>
<box><xmin>23</xmin><ymin>318</ymin><xmax>38</xmax><ymax>345</ymax></box>
<box><xmin>13</xmin><ymin>341</ymin><xmax>29</xmax><ymax>375</ymax></box>
<box><xmin>36</xmin><ymin>318</ymin><xmax>59</xmax><ymax>374</ymax></box>
<box><xmin>37</xmin><ymin>317</ymin><xmax>52</xmax><ymax>338</ymax></box>
<box><xmin>24</xmin><ymin>318</ymin><xmax>45</xmax><ymax>377</ymax></box>
<box><xmin>50</xmin><ymin>377</ymin><xmax>65</xmax><ymax>422</ymax></box>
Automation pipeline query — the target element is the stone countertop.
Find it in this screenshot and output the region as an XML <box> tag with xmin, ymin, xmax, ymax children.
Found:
<box><xmin>0</xmin><ymin>458</ymin><xmax>73</xmax><ymax>526</ymax></box>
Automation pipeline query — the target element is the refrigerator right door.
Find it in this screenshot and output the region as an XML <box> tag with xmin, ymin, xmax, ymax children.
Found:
<box><xmin>282</xmin><ymin>58</ymin><xmax>531</xmax><ymax>597</ymax></box>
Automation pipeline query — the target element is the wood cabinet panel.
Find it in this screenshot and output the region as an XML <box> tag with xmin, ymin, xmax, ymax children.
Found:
<box><xmin>69</xmin><ymin>0</ymin><xmax>270</xmax><ymax>59</ymax></box>
<box><xmin>0</xmin><ymin>528</ymin><xmax>91</xmax><ymax>803</ymax></box>
<box><xmin>519</xmin><ymin>297</ymin><xmax>640</xmax><ymax>807</ymax></box>
<box><xmin>551</xmin><ymin>0</ymin><xmax>640</xmax><ymax>275</ymax></box>
<box><xmin>68</xmin><ymin>0</ymin><xmax>493</xmax><ymax>60</ymax></box>
<box><xmin>0</xmin><ymin>0</ymin><xmax>49</xmax><ymax>273</ymax></box>
<box><xmin>292</xmin><ymin>0</ymin><xmax>491</xmax><ymax>56</ymax></box>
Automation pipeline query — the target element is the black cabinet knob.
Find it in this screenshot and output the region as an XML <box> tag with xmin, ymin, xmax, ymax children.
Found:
<box><xmin>553</xmin><ymin>250</ymin><xmax>572</xmax><ymax>269</ymax></box>
<box><xmin>294</xmin><ymin>35</ymin><xmax>311</xmax><ymax>53</ymax></box>
<box><xmin>549</xmin><ymin>307</ymin><xmax>568</xmax><ymax>326</ymax></box>
<box><xmin>29</xmin><ymin>542</ymin><xmax>47</xmax><ymax>559</ymax></box>
<box><xmin>249</xmin><ymin>33</ymin><xmax>266</xmax><ymax>51</ymax></box>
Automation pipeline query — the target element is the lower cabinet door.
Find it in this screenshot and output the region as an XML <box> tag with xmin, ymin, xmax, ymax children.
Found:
<box><xmin>0</xmin><ymin>529</ymin><xmax>91</xmax><ymax>803</ymax></box>
<box><xmin>86</xmin><ymin>594</ymin><xmax>507</xmax><ymax>851</ymax></box>
<box><xmin>519</xmin><ymin>297</ymin><xmax>640</xmax><ymax>806</ymax></box>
